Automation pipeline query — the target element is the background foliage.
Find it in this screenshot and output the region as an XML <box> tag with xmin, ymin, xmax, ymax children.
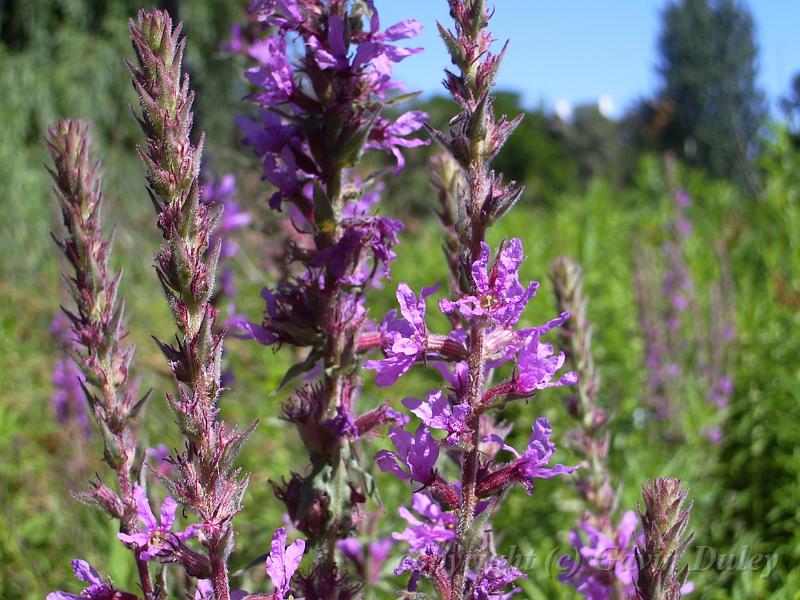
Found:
<box><xmin>0</xmin><ymin>0</ymin><xmax>798</xmax><ymax>598</ymax></box>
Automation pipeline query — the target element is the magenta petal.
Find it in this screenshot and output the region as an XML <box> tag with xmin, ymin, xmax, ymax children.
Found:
<box><xmin>534</xmin><ymin>463</ymin><xmax>579</xmax><ymax>479</ymax></box>
<box><xmin>266</xmin><ymin>528</ymin><xmax>305</xmax><ymax>596</ymax></box>
<box><xmin>159</xmin><ymin>495</ymin><xmax>178</xmax><ymax>529</ymax></box>
<box><xmin>375</xmin><ymin>450</ymin><xmax>411</xmax><ymax>480</ymax></box>
<box><xmin>382</xmin><ymin>19</ymin><xmax>423</xmax><ymax>41</ymax></box>
<box><xmin>471</xmin><ymin>243</ymin><xmax>491</xmax><ymax>293</ymax></box>
<box><xmin>388</xmin><ymin>427</ymin><xmax>413</xmax><ymax>457</ymax></box>
<box><xmin>117</xmin><ymin>532</ymin><xmax>149</xmax><ymax>546</ymax></box>
<box><xmin>71</xmin><ymin>559</ymin><xmax>102</xmax><ymax>586</ymax></box>
<box><xmin>132</xmin><ymin>485</ymin><xmax>157</xmax><ymax>531</ymax></box>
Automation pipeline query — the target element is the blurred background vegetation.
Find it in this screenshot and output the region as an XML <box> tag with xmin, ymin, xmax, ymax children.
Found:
<box><xmin>0</xmin><ymin>0</ymin><xmax>798</xmax><ymax>598</ymax></box>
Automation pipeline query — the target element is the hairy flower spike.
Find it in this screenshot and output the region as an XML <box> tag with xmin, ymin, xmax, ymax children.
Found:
<box><xmin>128</xmin><ymin>11</ymin><xmax>253</xmax><ymax>600</ymax></box>
<box><xmin>47</xmin><ymin>119</ymin><xmax>154</xmax><ymax>597</ymax></box>
<box><xmin>635</xmin><ymin>478</ymin><xmax>695</xmax><ymax>600</ymax></box>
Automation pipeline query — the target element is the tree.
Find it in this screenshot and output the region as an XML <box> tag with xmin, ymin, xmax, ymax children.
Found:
<box><xmin>656</xmin><ymin>0</ymin><xmax>766</xmax><ymax>185</ymax></box>
<box><xmin>779</xmin><ymin>72</ymin><xmax>800</xmax><ymax>146</ymax></box>
<box><xmin>562</xmin><ymin>103</ymin><xmax>624</xmax><ymax>184</ymax></box>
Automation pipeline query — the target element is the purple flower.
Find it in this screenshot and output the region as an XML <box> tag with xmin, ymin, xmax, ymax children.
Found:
<box><xmin>202</xmin><ymin>173</ymin><xmax>237</xmax><ymax>206</ymax></box>
<box><xmin>560</xmin><ymin>512</ymin><xmax>639</xmax><ymax>599</ymax></box>
<box><xmin>52</xmin><ymin>357</ymin><xmax>90</xmax><ymax>435</ymax></box>
<box><xmin>312</xmin><ymin>217</ymin><xmax>403</xmax><ymax>286</ymax></box>
<box><xmin>236</xmin><ymin>109</ymin><xmax>301</xmax><ymax>158</ymax></box>
<box><xmin>342</xmin><ymin>177</ymin><xmax>384</xmax><ymax>218</ymax></box>
<box><xmin>376</xmin><ymin>424</ymin><xmax>440</xmax><ymax>485</ymax></box>
<box><xmin>336</xmin><ymin>537</ymin><xmax>392</xmax><ymax>584</ymax></box>
<box><xmin>392</xmin><ymin>492</ymin><xmax>456</xmax><ymax>552</ymax></box>
<box><xmin>265</xmin><ymin>527</ymin><xmax>306</xmax><ymax>599</ymax></box>
<box><xmin>117</xmin><ymin>485</ymin><xmax>195</xmax><ymax>560</ymax></box>
<box><xmin>222</xmin><ymin>200</ymin><xmax>250</xmax><ymax>236</ymax></box>
<box><xmin>325</xmin><ymin>404</ymin><xmax>359</xmax><ymax>439</ymax></box>
<box><xmin>513</xmin><ymin>418</ymin><xmax>577</xmax><ymax>492</ymax></box>
<box><xmin>394</xmin><ymin>543</ymin><xmax>445</xmax><ymax>592</ymax></box>
<box><xmin>481</xmin><ymin>418</ymin><xmax>577</xmax><ymax>496</ymax></box>
<box><xmin>365</xmin><ymin>282</ymin><xmax>439</xmax><ymax>386</ymax></box>
<box><xmin>302</xmin><ymin>1</ymin><xmax>423</xmax><ymax>89</ymax></box>
<box><xmin>440</xmin><ymin>239</ymin><xmax>538</xmax><ymax>327</ymax></box>
<box><xmin>434</xmin><ymin>360</ymin><xmax>470</xmax><ymax>402</ymax></box>
<box><xmin>145</xmin><ymin>444</ymin><xmax>175</xmax><ymax>478</ymax></box>
<box><xmin>509</xmin><ymin>317</ymin><xmax>577</xmax><ymax>395</ymax></box>
<box><xmin>472</xmin><ymin>556</ymin><xmax>527</xmax><ymax>599</ymax></box>
<box><xmin>403</xmin><ymin>390</ymin><xmax>471</xmax><ymax>445</ymax></box>
<box><xmin>367</xmin><ymin>111</ymin><xmax>429</xmax><ymax>173</ymax></box>
<box><xmin>245</xmin><ymin>37</ymin><xmax>294</xmax><ymax>106</ymax></box>
<box><xmin>353</xmin><ymin>1</ymin><xmax>423</xmax><ymax>79</ymax></box>
<box><xmin>202</xmin><ymin>173</ymin><xmax>251</xmax><ymax>266</ymax></box>
<box><xmin>47</xmin><ymin>559</ymin><xmax>138</xmax><ymax>600</ymax></box>
<box><xmin>709</xmin><ymin>375</ymin><xmax>733</xmax><ymax>410</ymax></box>
<box><xmin>193</xmin><ymin>579</ymin><xmax>214</xmax><ymax>600</ymax></box>
<box><xmin>703</xmin><ymin>425</ymin><xmax>724</xmax><ymax>445</ymax></box>
<box><xmin>249</xmin><ymin>0</ymin><xmax>302</xmax><ymax>26</ymax></box>
<box><xmin>307</xmin><ymin>14</ymin><xmax>351</xmax><ymax>71</ymax></box>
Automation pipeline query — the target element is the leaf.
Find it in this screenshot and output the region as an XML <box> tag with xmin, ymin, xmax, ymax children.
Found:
<box><xmin>384</xmin><ymin>90</ymin><xmax>423</xmax><ymax>107</ymax></box>
<box><xmin>273</xmin><ymin>351</ymin><xmax>320</xmax><ymax>394</ymax></box>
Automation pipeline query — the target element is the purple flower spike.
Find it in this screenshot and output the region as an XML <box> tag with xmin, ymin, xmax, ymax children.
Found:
<box><xmin>117</xmin><ymin>485</ymin><xmax>195</xmax><ymax>560</ymax></box>
<box><xmin>365</xmin><ymin>282</ymin><xmax>439</xmax><ymax>386</ymax></box>
<box><xmin>440</xmin><ymin>239</ymin><xmax>538</xmax><ymax>327</ymax></box>
<box><xmin>266</xmin><ymin>527</ymin><xmax>306</xmax><ymax>599</ymax></box>
<box><xmin>375</xmin><ymin>424</ymin><xmax>440</xmax><ymax>485</ymax></box>
<box><xmin>47</xmin><ymin>559</ymin><xmax>138</xmax><ymax>600</ymax></box>
<box><xmin>472</xmin><ymin>556</ymin><xmax>527</xmax><ymax>599</ymax></box>
<box><xmin>403</xmin><ymin>390</ymin><xmax>471</xmax><ymax>445</ymax></box>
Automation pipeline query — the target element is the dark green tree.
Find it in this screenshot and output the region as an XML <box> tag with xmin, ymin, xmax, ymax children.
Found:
<box><xmin>779</xmin><ymin>72</ymin><xmax>800</xmax><ymax>147</ymax></box>
<box><xmin>656</xmin><ymin>0</ymin><xmax>766</xmax><ymax>185</ymax></box>
<box><xmin>562</xmin><ymin>103</ymin><xmax>623</xmax><ymax>184</ymax></box>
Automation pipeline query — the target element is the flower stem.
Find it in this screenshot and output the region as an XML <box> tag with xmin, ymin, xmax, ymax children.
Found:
<box><xmin>210</xmin><ymin>553</ymin><xmax>231</xmax><ymax>600</ymax></box>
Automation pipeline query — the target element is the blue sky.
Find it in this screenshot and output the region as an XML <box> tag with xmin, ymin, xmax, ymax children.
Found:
<box><xmin>377</xmin><ymin>1</ymin><xmax>800</xmax><ymax>118</ymax></box>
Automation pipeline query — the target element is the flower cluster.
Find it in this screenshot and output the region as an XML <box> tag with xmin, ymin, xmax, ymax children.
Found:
<box><xmin>231</xmin><ymin>0</ymin><xmax>430</xmax><ymax>593</ymax></box>
<box><xmin>363</xmin><ymin>1</ymin><xmax>580</xmax><ymax>597</ymax></box>
<box><xmin>371</xmin><ymin>241</ymin><xmax>577</xmax><ymax>598</ymax></box>
<box><xmin>633</xmin><ymin>154</ymin><xmax>735</xmax><ymax>442</ymax></box>
<box><xmin>234</xmin><ymin>0</ymin><xmax>426</xmax><ymax>219</ymax></box>
<box><xmin>560</xmin><ymin>512</ymin><xmax>639</xmax><ymax>599</ymax></box>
